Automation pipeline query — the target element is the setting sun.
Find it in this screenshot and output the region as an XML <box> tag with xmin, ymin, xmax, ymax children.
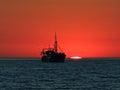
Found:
<box><xmin>70</xmin><ymin>56</ymin><xmax>82</xmax><ymax>60</ymax></box>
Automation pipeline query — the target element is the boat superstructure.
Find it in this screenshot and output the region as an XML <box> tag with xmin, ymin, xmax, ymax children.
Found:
<box><xmin>40</xmin><ymin>33</ymin><xmax>66</xmax><ymax>62</ymax></box>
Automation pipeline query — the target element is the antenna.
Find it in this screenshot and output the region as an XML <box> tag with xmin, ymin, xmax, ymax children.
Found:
<box><xmin>54</xmin><ymin>32</ymin><xmax>57</xmax><ymax>52</ymax></box>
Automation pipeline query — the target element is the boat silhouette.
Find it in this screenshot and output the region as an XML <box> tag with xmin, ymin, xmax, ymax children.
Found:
<box><xmin>40</xmin><ymin>33</ymin><xmax>66</xmax><ymax>62</ymax></box>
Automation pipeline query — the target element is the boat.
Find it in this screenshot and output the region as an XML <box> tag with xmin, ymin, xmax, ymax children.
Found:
<box><xmin>40</xmin><ymin>33</ymin><xmax>66</xmax><ymax>62</ymax></box>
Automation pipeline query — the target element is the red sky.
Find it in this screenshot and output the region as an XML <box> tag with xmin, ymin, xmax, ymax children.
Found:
<box><xmin>0</xmin><ymin>0</ymin><xmax>120</xmax><ymax>58</ymax></box>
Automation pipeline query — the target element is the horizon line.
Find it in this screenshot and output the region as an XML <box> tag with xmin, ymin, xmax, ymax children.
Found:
<box><xmin>0</xmin><ymin>57</ymin><xmax>120</xmax><ymax>59</ymax></box>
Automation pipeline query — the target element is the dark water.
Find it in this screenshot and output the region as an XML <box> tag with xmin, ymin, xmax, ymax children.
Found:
<box><xmin>0</xmin><ymin>58</ymin><xmax>120</xmax><ymax>90</ymax></box>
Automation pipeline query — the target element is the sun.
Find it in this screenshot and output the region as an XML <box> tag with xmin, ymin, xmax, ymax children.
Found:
<box><xmin>70</xmin><ymin>56</ymin><xmax>82</xmax><ymax>60</ymax></box>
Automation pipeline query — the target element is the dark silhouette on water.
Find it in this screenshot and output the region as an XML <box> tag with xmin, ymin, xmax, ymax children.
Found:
<box><xmin>40</xmin><ymin>33</ymin><xmax>66</xmax><ymax>62</ymax></box>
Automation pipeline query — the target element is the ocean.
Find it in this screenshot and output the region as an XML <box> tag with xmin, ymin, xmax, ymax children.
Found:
<box><xmin>0</xmin><ymin>58</ymin><xmax>120</xmax><ymax>90</ymax></box>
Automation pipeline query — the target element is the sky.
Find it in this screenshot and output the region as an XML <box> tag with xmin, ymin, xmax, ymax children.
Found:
<box><xmin>0</xmin><ymin>0</ymin><xmax>120</xmax><ymax>58</ymax></box>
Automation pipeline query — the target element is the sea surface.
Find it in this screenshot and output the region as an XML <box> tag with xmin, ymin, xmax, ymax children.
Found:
<box><xmin>0</xmin><ymin>58</ymin><xmax>120</xmax><ymax>90</ymax></box>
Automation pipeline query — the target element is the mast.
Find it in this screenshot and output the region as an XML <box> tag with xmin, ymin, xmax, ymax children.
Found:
<box><xmin>54</xmin><ymin>32</ymin><xmax>57</xmax><ymax>52</ymax></box>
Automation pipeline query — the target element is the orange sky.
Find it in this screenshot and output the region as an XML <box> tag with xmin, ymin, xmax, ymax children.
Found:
<box><xmin>0</xmin><ymin>0</ymin><xmax>120</xmax><ymax>58</ymax></box>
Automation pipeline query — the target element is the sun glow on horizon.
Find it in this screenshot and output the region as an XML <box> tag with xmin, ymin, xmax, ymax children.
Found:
<box><xmin>70</xmin><ymin>56</ymin><xmax>82</xmax><ymax>60</ymax></box>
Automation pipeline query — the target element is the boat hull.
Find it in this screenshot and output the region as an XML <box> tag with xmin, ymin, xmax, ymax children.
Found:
<box><xmin>41</xmin><ymin>53</ymin><xmax>66</xmax><ymax>62</ymax></box>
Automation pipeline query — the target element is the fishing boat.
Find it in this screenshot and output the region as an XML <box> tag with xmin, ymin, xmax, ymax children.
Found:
<box><xmin>40</xmin><ymin>33</ymin><xmax>66</xmax><ymax>62</ymax></box>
